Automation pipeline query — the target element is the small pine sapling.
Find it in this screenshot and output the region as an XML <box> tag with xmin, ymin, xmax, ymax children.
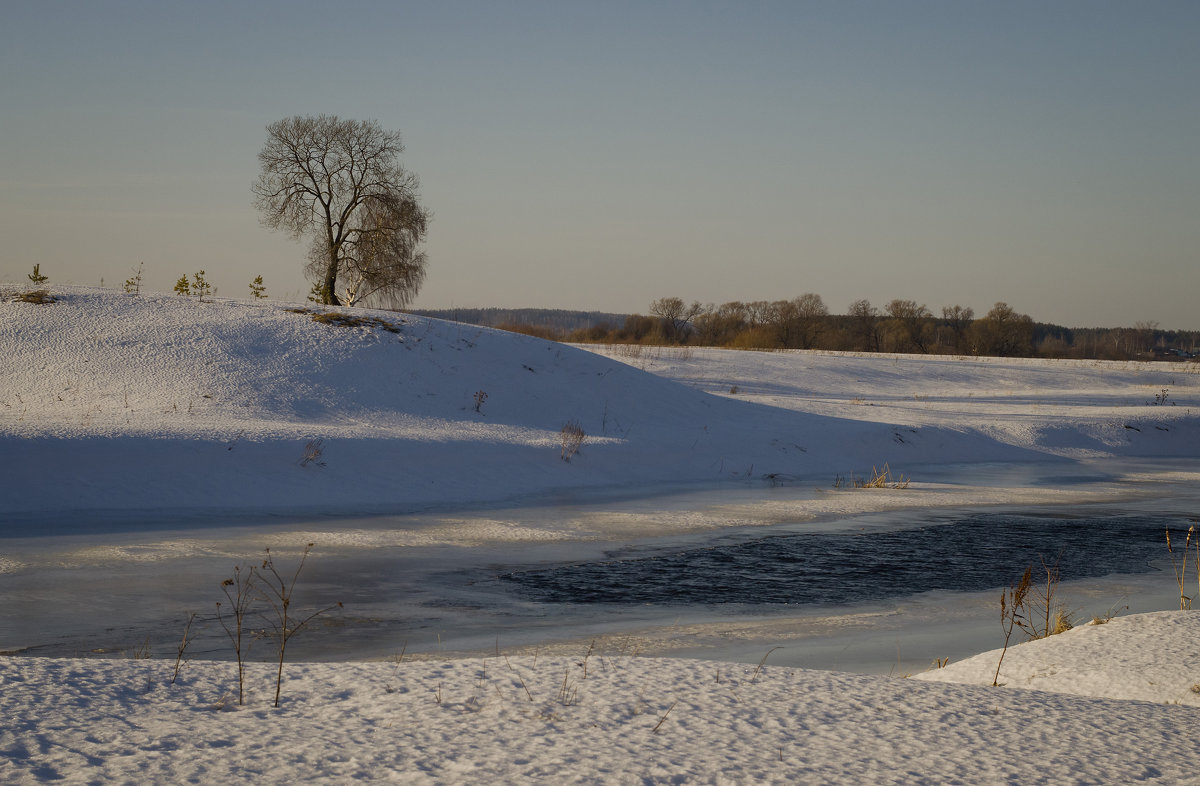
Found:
<box><xmin>249</xmin><ymin>275</ymin><xmax>268</xmax><ymax>299</ymax></box>
<box><xmin>257</xmin><ymin>544</ymin><xmax>342</xmax><ymax>707</ymax></box>
<box><xmin>27</xmin><ymin>264</ymin><xmax>48</xmax><ymax>285</ymax></box>
<box><xmin>123</xmin><ymin>262</ymin><xmax>144</xmax><ymax>295</ymax></box>
<box><xmin>173</xmin><ymin>275</ymin><xmax>191</xmax><ymax>296</ymax></box>
<box><xmin>190</xmin><ymin>270</ymin><xmax>212</xmax><ymax>302</ymax></box>
<box><xmin>307</xmin><ymin>282</ymin><xmax>330</xmax><ymax>304</ymax></box>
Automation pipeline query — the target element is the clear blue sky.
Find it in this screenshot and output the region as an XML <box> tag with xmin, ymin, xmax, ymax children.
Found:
<box><xmin>2</xmin><ymin>1</ymin><xmax>1197</xmax><ymax>328</ymax></box>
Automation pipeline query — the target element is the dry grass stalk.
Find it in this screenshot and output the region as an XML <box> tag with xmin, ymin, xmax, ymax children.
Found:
<box><xmin>994</xmin><ymin>566</ymin><xmax>1031</xmax><ymax>686</ymax></box>
<box><xmin>558</xmin><ymin>668</ymin><xmax>579</xmax><ymax>706</ymax></box>
<box><xmin>751</xmin><ymin>646</ymin><xmax>782</xmax><ymax>682</ymax></box>
<box><xmin>560</xmin><ymin>420</ymin><xmax>586</xmax><ymax>462</ymax></box>
<box><xmin>14</xmin><ymin>289</ymin><xmax>56</xmax><ymax>305</ymax></box>
<box><xmin>1166</xmin><ymin>525</ymin><xmax>1197</xmax><ymax>610</ymax></box>
<box><xmin>171</xmin><ymin>612</ymin><xmax>197</xmax><ymax>685</ymax></box>
<box><xmin>1017</xmin><ymin>555</ymin><xmax>1072</xmax><ymax>640</ymax></box>
<box><xmin>216</xmin><ymin>564</ymin><xmax>255</xmax><ymax>705</ymax></box>
<box><xmin>300</xmin><ymin>439</ymin><xmax>327</xmax><ymax>468</ymax></box>
<box><xmin>652</xmin><ymin>700</ymin><xmax>679</xmax><ymax>734</ymax></box>
<box><xmin>833</xmin><ymin>463</ymin><xmax>909</xmax><ymax>489</ymax></box>
<box><xmin>258</xmin><ymin>543</ymin><xmax>342</xmax><ymax>708</ymax></box>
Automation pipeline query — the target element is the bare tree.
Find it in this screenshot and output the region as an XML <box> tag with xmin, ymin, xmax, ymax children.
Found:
<box><xmin>940</xmin><ymin>304</ymin><xmax>975</xmax><ymax>354</ymax></box>
<box><xmin>693</xmin><ymin>301</ymin><xmax>748</xmax><ymax>346</ymax></box>
<box><xmin>744</xmin><ymin>300</ymin><xmax>773</xmax><ymax>329</ymax></box>
<box><xmin>885</xmin><ymin>299</ymin><xmax>933</xmax><ymax>353</ymax></box>
<box><xmin>972</xmin><ymin>302</ymin><xmax>1034</xmax><ymax>357</ymax></box>
<box><xmin>649</xmin><ymin>297</ymin><xmax>704</xmax><ymax>343</ymax></box>
<box><xmin>790</xmin><ymin>293</ymin><xmax>829</xmax><ymax>350</ymax></box>
<box><xmin>762</xmin><ymin>295</ymin><xmax>828</xmax><ymax>350</ymax></box>
<box><xmin>1134</xmin><ymin>320</ymin><xmax>1160</xmax><ymax>355</ymax></box>
<box><xmin>253</xmin><ymin>115</ymin><xmax>430</xmax><ymax>308</ymax></box>
<box><xmin>848</xmin><ymin>299</ymin><xmax>882</xmax><ymax>352</ymax></box>
<box><xmin>762</xmin><ymin>299</ymin><xmax>798</xmax><ymax>347</ymax></box>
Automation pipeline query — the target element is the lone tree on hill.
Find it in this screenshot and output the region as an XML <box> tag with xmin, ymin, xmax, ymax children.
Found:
<box><xmin>252</xmin><ymin>115</ymin><xmax>430</xmax><ymax>308</ymax></box>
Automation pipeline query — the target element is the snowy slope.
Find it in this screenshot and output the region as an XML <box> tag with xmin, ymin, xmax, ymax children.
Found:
<box><xmin>916</xmin><ymin>609</ymin><xmax>1200</xmax><ymax>703</ymax></box>
<box><xmin>4</xmin><ymin>288</ymin><xmax>1200</xmax><ymax>783</ymax></box>
<box><xmin>6</xmin><ymin>287</ymin><xmax>1196</xmax><ymax>518</ymax></box>
<box><xmin>0</xmin><ymin>288</ymin><xmax>1026</xmax><ymax>516</ymax></box>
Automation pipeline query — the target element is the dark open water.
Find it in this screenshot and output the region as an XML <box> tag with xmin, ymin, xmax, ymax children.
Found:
<box><xmin>498</xmin><ymin>512</ymin><xmax>1190</xmax><ymax>606</ymax></box>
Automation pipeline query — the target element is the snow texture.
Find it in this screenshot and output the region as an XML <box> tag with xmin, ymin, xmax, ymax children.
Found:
<box><xmin>2</xmin><ymin>287</ymin><xmax>1200</xmax><ymax>783</ymax></box>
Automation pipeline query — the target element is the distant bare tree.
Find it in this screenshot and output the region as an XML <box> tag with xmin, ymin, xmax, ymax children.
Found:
<box><xmin>790</xmin><ymin>293</ymin><xmax>829</xmax><ymax>349</ymax></box>
<box><xmin>744</xmin><ymin>300</ymin><xmax>773</xmax><ymax>329</ymax></box>
<box><xmin>690</xmin><ymin>303</ymin><xmax>723</xmax><ymax>346</ymax></box>
<box><xmin>848</xmin><ymin>299</ymin><xmax>882</xmax><ymax>352</ymax></box>
<box><xmin>940</xmin><ymin>304</ymin><xmax>975</xmax><ymax>354</ymax></box>
<box><xmin>649</xmin><ymin>297</ymin><xmax>704</xmax><ymax>343</ymax></box>
<box><xmin>253</xmin><ymin>115</ymin><xmax>430</xmax><ymax>308</ymax></box>
<box><xmin>885</xmin><ymin>299</ymin><xmax>933</xmax><ymax>353</ymax></box>
<box><xmin>692</xmin><ymin>301</ymin><xmax>748</xmax><ymax>346</ymax></box>
<box><xmin>763</xmin><ymin>299</ymin><xmax>798</xmax><ymax>347</ymax></box>
<box><xmin>1134</xmin><ymin>320</ymin><xmax>1160</xmax><ymax>355</ymax></box>
<box><xmin>972</xmin><ymin>302</ymin><xmax>1034</xmax><ymax>357</ymax></box>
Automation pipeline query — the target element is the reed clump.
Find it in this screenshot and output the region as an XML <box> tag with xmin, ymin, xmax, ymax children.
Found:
<box><xmin>833</xmin><ymin>463</ymin><xmax>909</xmax><ymax>489</ymax></box>
<box><xmin>1166</xmin><ymin>524</ymin><xmax>1199</xmax><ymax>610</ymax></box>
<box><xmin>994</xmin><ymin>556</ymin><xmax>1073</xmax><ymax>686</ymax></box>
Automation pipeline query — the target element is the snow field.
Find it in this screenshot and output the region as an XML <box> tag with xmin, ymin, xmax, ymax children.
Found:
<box><xmin>4</xmin><ymin>287</ymin><xmax>1200</xmax><ymax>783</ymax></box>
<box><xmin>2</xmin><ymin>635</ymin><xmax>1199</xmax><ymax>784</ymax></box>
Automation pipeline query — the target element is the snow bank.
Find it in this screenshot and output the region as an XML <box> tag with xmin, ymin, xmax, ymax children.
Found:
<box><xmin>2</xmin><ymin>618</ymin><xmax>1199</xmax><ymax>784</ymax></box>
<box><xmin>916</xmin><ymin>609</ymin><xmax>1200</xmax><ymax>705</ymax></box>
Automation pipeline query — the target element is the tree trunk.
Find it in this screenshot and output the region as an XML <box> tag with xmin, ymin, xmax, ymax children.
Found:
<box><xmin>324</xmin><ymin>241</ymin><xmax>341</xmax><ymax>306</ymax></box>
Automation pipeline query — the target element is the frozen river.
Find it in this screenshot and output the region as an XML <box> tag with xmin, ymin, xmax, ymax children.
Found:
<box><xmin>2</xmin><ymin>460</ymin><xmax>1196</xmax><ymax>675</ymax></box>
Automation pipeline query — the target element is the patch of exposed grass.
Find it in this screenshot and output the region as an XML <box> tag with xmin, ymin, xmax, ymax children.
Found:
<box><xmin>832</xmin><ymin>463</ymin><xmax>909</xmax><ymax>489</ymax></box>
<box><xmin>560</xmin><ymin>420</ymin><xmax>586</xmax><ymax>462</ymax></box>
<box><xmin>287</xmin><ymin>307</ymin><xmax>403</xmax><ymax>334</ymax></box>
<box><xmin>12</xmin><ymin>289</ymin><xmax>57</xmax><ymax>305</ymax></box>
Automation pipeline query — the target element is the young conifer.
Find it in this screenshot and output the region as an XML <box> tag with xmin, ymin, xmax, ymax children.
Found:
<box><xmin>190</xmin><ymin>270</ymin><xmax>212</xmax><ymax>302</ymax></box>
<box><xmin>123</xmin><ymin>262</ymin><xmax>144</xmax><ymax>295</ymax></box>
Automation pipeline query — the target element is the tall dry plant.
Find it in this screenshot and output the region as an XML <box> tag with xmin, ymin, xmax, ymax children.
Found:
<box><xmin>1166</xmin><ymin>524</ymin><xmax>1198</xmax><ymax>610</ymax></box>
<box><xmin>171</xmin><ymin>612</ymin><xmax>197</xmax><ymax>685</ymax></box>
<box><xmin>216</xmin><ymin>564</ymin><xmax>256</xmax><ymax>705</ymax></box>
<box><xmin>560</xmin><ymin>420</ymin><xmax>586</xmax><ymax>462</ymax></box>
<box><xmin>994</xmin><ymin>566</ymin><xmax>1032</xmax><ymax>686</ymax></box>
<box><xmin>258</xmin><ymin>543</ymin><xmax>342</xmax><ymax>707</ymax></box>
<box><xmin>1018</xmin><ymin>555</ymin><xmax>1072</xmax><ymax>640</ymax></box>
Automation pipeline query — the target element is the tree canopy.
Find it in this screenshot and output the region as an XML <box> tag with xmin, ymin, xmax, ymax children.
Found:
<box><xmin>252</xmin><ymin>115</ymin><xmax>429</xmax><ymax>308</ymax></box>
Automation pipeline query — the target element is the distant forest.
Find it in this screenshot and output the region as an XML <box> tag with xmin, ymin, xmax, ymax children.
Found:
<box><xmin>412</xmin><ymin>298</ymin><xmax>1199</xmax><ymax>362</ymax></box>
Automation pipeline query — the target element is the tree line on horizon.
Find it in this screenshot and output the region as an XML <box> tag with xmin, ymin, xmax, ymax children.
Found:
<box><xmin>431</xmin><ymin>296</ymin><xmax>1198</xmax><ymax>362</ymax></box>
<box><xmin>236</xmin><ymin>114</ymin><xmax>1191</xmax><ymax>364</ymax></box>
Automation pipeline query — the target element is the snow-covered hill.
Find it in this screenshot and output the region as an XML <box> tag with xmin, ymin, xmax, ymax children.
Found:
<box><xmin>4</xmin><ymin>287</ymin><xmax>1196</xmax><ymax>518</ymax></box>
<box><xmin>4</xmin><ymin>287</ymin><xmax>1200</xmax><ymax>784</ymax></box>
